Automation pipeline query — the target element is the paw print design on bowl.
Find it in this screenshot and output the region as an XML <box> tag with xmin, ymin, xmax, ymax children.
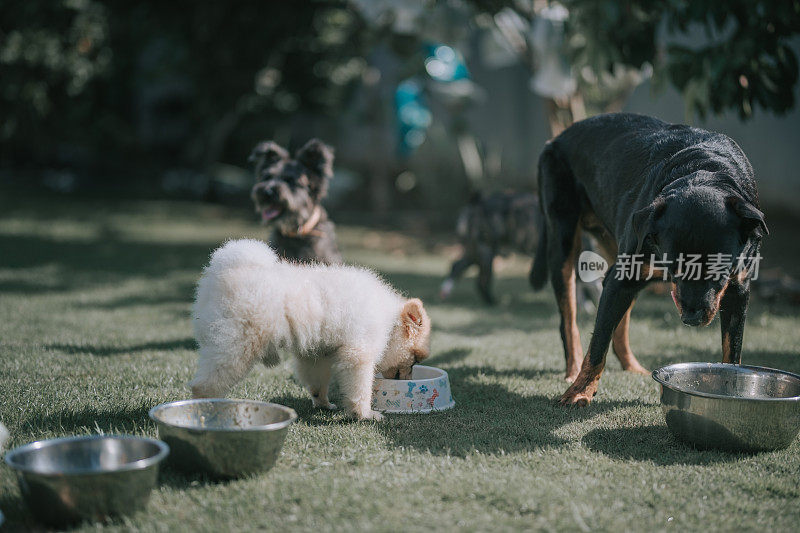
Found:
<box><xmin>371</xmin><ymin>366</ymin><xmax>456</xmax><ymax>414</ymax></box>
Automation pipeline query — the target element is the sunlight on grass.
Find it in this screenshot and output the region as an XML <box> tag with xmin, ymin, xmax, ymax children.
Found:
<box><xmin>1</xmin><ymin>196</ymin><xmax>799</xmax><ymax>531</ymax></box>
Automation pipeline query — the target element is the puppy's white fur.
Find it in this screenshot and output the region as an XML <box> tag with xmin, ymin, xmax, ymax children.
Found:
<box><xmin>190</xmin><ymin>239</ymin><xmax>431</xmax><ymax>420</ymax></box>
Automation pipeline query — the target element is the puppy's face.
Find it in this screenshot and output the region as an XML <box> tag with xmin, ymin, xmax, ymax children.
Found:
<box><xmin>632</xmin><ymin>182</ymin><xmax>767</xmax><ymax>326</ymax></box>
<box><xmin>380</xmin><ymin>298</ymin><xmax>432</xmax><ymax>380</ymax></box>
<box><xmin>249</xmin><ymin>139</ymin><xmax>334</xmax><ymax>234</ymax></box>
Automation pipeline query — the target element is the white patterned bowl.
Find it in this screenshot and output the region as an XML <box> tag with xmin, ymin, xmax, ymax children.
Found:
<box><xmin>372</xmin><ymin>365</ymin><xmax>455</xmax><ymax>414</ymax></box>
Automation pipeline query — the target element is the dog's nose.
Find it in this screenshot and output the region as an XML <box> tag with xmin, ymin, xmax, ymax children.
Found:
<box><xmin>253</xmin><ymin>185</ymin><xmax>276</xmax><ymax>203</ymax></box>
<box><xmin>681</xmin><ymin>308</ymin><xmax>705</xmax><ymax>326</ymax></box>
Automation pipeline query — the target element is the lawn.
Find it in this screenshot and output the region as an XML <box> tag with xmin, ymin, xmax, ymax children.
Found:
<box><xmin>1</xmin><ymin>193</ymin><xmax>799</xmax><ymax>532</ymax></box>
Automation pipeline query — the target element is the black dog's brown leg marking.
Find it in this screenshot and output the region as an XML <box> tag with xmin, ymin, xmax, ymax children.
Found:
<box><xmin>611</xmin><ymin>301</ymin><xmax>649</xmax><ymax>374</ymax></box>
<box><xmin>476</xmin><ymin>244</ymin><xmax>496</xmax><ymax>305</ymax></box>
<box><xmin>560</xmin><ymin>268</ymin><xmax>646</xmax><ymax>406</ymax></box>
<box><xmin>592</xmin><ymin>233</ymin><xmax>647</xmax><ymax>375</ymax></box>
<box><xmin>539</xmin><ymin>144</ymin><xmax>585</xmax><ymax>381</ymax></box>
<box><xmin>556</xmin><ymin>229</ymin><xmax>584</xmax><ymax>382</ymax></box>
<box><xmin>720</xmin><ymin>274</ymin><xmax>750</xmax><ymax>364</ymax></box>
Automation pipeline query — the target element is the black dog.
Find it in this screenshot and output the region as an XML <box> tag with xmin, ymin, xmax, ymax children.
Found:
<box><xmin>441</xmin><ymin>191</ymin><xmax>601</xmax><ymax>307</ymax></box>
<box><xmin>531</xmin><ymin>113</ymin><xmax>767</xmax><ymax>405</ymax></box>
<box><xmin>249</xmin><ymin>139</ymin><xmax>342</xmax><ymax>264</ymax></box>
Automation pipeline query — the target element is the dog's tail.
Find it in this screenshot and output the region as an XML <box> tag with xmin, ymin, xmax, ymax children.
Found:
<box><xmin>208</xmin><ymin>239</ymin><xmax>279</xmax><ymax>272</ymax></box>
<box><xmin>529</xmin><ymin>218</ymin><xmax>548</xmax><ymax>291</ymax></box>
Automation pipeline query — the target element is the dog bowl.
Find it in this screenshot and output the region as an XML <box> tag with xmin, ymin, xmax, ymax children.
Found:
<box><xmin>653</xmin><ymin>362</ymin><xmax>800</xmax><ymax>451</ymax></box>
<box><xmin>372</xmin><ymin>365</ymin><xmax>455</xmax><ymax>413</ymax></box>
<box><xmin>4</xmin><ymin>435</ymin><xmax>169</xmax><ymax>526</ymax></box>
<box><xmin>149</xmin><ymin>399</ymin><xmax>296</xmax><ymax>478</ymax></box>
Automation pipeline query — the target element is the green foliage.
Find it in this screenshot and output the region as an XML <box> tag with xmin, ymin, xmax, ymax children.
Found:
<box><xmin>665</xmin><ymin>0</ymin><xmax>800</xmax><ymax>119</ymax></box>
<box><xmin>472</xmin><ymin>0</ymin><xmax>800</xmax><ymax>120</ymax></box>
<box><xmin>0</xmin><ymin>0</ymin><xmax>111</xmax><ymax>156</ymax></box>
<box><xmin>562</xmin><ymin>0</ymin><xmax>800</xmax><ymax>120</ymax></box>
<box><xmin>564</xmin><ymin>1</ymin><xmax>663</xmax><ymax>76</ymax></box>
<box><xmin>0</xmin><ymin>0</ymin><xmax>366</xmax><ymax>171</ymax></box>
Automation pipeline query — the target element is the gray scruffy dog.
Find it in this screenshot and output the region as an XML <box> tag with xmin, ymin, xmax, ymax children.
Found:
<box><xmin>249</xmin><ymin>139</ymin><xmax>342</xmax><ymax>264</ymax></box>
<box><xmin>440</xmin><ymin>191</ymin><xmax>601</xmax><ymax>308</ymax></box>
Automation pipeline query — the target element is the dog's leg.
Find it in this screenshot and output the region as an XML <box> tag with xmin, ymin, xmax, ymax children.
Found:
<box><xmin>539</xmin><ymin>144</ymin><xmax>584</xmax><ymax>381</ymax></box>
<box><xmin>720</xmin><ymin>277</ymin><xmax>750</xmax><ymax>364</ymax></box>
<box><xmin>560</xmin><ymin>269</ymin><xmax>645</xmax><ymax>406</ymax></box>
<box><xmin>294</xmin><ymin>356</ymin><xmax>337</xmax><ymax>410</ymax></box>
<box><xmin>261</xmin><ymin>343</ymin><xmax>280</xmax><ymax>367</ymax></box>
<box><xmin>476</xmin><ymin>244</ymin><xmax>496</xmax><ymax>305</ymax></box>
<box><xmin>189</xmin><ymin>347</ymin><xmax>257</xmax><ymax>399</ymax></box>
<box><xmin>548</xmin><ymin>225</ymin><xmax>583</xmax><ymax>382</ymax></box>
<box><xmin>611</xmin><ymin>301</ymin><xmax>649</xmax><ymax>374</ymax></box>
<box><xmin>336</xmin><ymin>348</ymin><xmax>383</xmax><ymax>421</ymax></box>
<box><xmin>440</xmin><ymin>254</ymin><xmax>475</xmax><ymax>300</ymax></box>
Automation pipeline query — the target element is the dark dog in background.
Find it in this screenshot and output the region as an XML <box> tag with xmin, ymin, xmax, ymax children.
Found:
<box><xmin>440</xmin><ymin>191</ymin><xmax>601</xmax><ymax>307</ymax></box>
<box><xmin>249</xmin><ymin>139</ymin><xmax>342</xmax><ymax>264</ymax></box>
<box><xmin>531</xmin><ymin>113</ymin><xmax>767</xmax><ymax>405</ymax></box>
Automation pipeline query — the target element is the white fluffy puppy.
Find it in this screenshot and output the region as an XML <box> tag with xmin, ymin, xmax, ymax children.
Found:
<box><xmin>190</xmin><ymin>239</ymin><xmax>431</xmax><ymax>420</ymax></box>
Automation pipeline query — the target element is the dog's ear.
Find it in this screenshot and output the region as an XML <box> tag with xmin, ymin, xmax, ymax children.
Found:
<box><xmin>402</xmin><ymin>298</ymin><xmax>425</xmax><ymax>332</ymax></box>
<box><xmin>631</xmin><ymin>197</ymin><xmax>666</xmax><ymax>254</ymax></box>
<box><xmin>249</xmin><ymin>141</ymin><xmax>288</xmax><ymax>177</ymax></box>
<box><xmin>402</xmin><ymin>298</ymin><xmax>424</xmax><ymax>327</ymax></box>
<box><xmin>296</xmin><ymin>139</ymin><xmax>334</xmax><ymax>199</ymax></box>
<box><xmin>727</xmin><ymin>196</ymin><xmax>769</xmax><ymax>240</ymax></box>
<box><xmin>296</xmin><ymin>139</ymin><xmax>334</xmax><ymax>178</ymax></box>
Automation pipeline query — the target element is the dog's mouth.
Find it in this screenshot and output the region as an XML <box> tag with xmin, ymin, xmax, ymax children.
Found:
<box><xmin>381</xmin><ymin>366</ymin><xmax>414</xmax><ymax>380</ymax></box>
<box><xmin>259</xmin><ymin>207</ymin><xmax>283</xmax><ymax>223</ymax></box>
<box><xmin>671</xmin><ymin>287</ymin><xmax>719</xmax><ymax>327</ymax></box>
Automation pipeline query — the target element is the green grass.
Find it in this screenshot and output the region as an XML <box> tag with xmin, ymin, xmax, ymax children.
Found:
<box><xmin>1</xmin><ymin>194</ymin><xmax>799</xmax><ymax>532</ymax></box>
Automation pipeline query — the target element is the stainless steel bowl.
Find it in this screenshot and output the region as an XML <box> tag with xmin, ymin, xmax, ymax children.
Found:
<box><xmin>148</xmin><ymin>399</ymin><xmax>297</xmax><ymax>478</ymax></box>
<box><xmin>653</xmin><ymin>362</ymin><xmax>800</xmax><ymax>451</ymax></box>
<box><xmin>4</xmin><ymin>435</ymin><xmax>169</xmax><ymax>526</ymax></box>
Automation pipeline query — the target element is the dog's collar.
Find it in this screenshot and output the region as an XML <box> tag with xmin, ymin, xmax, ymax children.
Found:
<box><xmin>282</xmin><ymin>206</ymin><xmax>323</xmax><ymax>238</ymax></box>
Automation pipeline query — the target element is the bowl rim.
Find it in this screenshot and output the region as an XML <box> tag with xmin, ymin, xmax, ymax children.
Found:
<box><xmin>652</xmin><ymin>362</ymin><xmax>800</xmax><ymax>402</ymax></box>
<box><xmin>148</xmin><ymin>398</ymin><xmax>298</xmax><ymax>432</ymax></box>
<box><xmin>4</xmin><ymin>434</ymin><xmax>170</xmax><ymax>476</ymax></box>
<box><xmin>373</xmin><ymin>364</ymin><xmax>449</xmax><ymax>384</ymax></box>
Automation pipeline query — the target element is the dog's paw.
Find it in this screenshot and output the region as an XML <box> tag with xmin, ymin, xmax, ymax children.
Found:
<box><xmin>358</xmin><ymin>410</ymin><xmax>384</xmax><ymax>422</ymax></box>
<box><xmin>314</xmin><ymin>401</ymin><xmax>337</xmax><ymax>410</ymax></box>
<box><xmin>622</xmin><ymin>363</ymin><xmax>650</xmax><ymax>376</ymax></box>
<box><xmin>559</xmin><ymin>391</ymin><xmax>593</xmax><ymax>407</ymax></box>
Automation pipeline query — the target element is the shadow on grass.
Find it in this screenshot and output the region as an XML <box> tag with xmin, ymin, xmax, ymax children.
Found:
<box><xmin>745</xmin><ymin>350</ymin><xmax>800</xmax><ymax>374</ymax></box>
<box><xmin>382</xmin><ymin>270</ymin><xmax>556</xmax><ymax>315</ymax></box>
<box><xmin>376</xmin><ymin>365</ymin><xmax>644</xmax><ymax>457</ymax></box>
<box><xmin>21</xmin><ymin>405</ymin><xmax>153</xmax><ymax>437</ymax></box>
<box><xmin>46</xmin><ymin>338</ymin><xmax>196</xmax><ymax>356</ymax></box>
<box><xmin>581</xmin><ymin>425</ymin><xmax>744</xmax><ymax>465</ymax></box>
<box><xmin>76</xmin><ymin>291</ymin><xmax>195</xmax><ymax>309</ymax></box>
<box><xmin>0</xmin><ymin>494</ymin><xmax>38</xmax><ymax>532</ymax></box>
<box><xmin>0</xmin><ymin>232</ymin><xmax>214</xmax><ymax>293</ymax></box>
<box><xmin>430</xmin><ymin>347</ymin><xmax>472</xmax><ymax>366</ymax></box>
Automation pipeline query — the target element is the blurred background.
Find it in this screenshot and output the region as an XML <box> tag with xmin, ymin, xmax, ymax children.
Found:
<box><xmin>1</xmin><ymin>0</ymin><xmax>799</xmax><ymax>228</ymax></box>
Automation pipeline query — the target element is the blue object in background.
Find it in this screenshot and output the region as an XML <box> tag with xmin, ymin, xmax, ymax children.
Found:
<box><xmin>423</xmin><ymin>43</ymin><xmax>470</xmax><ymax>83</ymax></box>
<box><xmin>395</xmin><ymin>78</ymin><xmax>432</xmax><ymax>157</ymax></box>
<box><xmin>395</xmin><ymin>43</ymin><xmax>470</xmax><ymax>157</ymax></box>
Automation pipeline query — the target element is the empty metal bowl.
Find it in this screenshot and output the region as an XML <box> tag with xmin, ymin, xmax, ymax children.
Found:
<box><xmin>148</xmin><ymin>399</ymin><xmax>296</xmax><ymax>478</ymax></box>
<box><xmin>653</xmin><ymin>362</ymin><xmax>800</xmax><ymax>451</ymax></box>
<box><xmin>4</xmin><ymin>435</ymin><xmax>169</xmax><ymax>526</ymax></box>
